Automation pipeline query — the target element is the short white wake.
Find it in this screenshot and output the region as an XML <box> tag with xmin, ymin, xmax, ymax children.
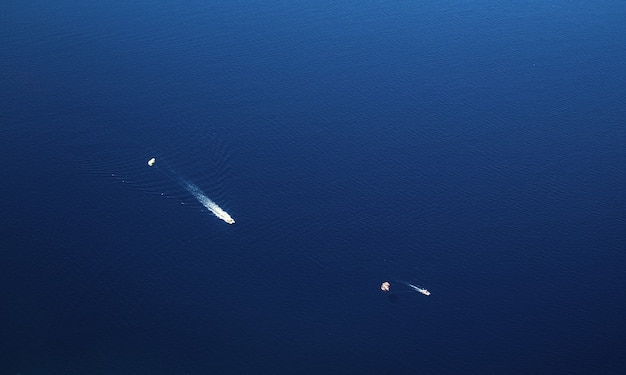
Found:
<box><xmin>403</xmin><ymin>282</ymin><xmax>430</xmax><ymax>296</ymax></box>
<box><xmin>182</xmin><ymin>180</ymin><xmax>235</xmax><ymax>224</ymax></box>
<box><xmin>148</xmin><ymin>157</ymin><xmax>235</xmax><ymax>224</ymax></box>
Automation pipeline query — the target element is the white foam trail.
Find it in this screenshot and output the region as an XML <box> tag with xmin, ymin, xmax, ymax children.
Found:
<box><xmin>148</xmin><ymin>157</ymin><xmax>235</xmax><ymax>224</ymax></box>
<box><xmin>403</xmin><ymin>282</ymin><xmax>431</xmax><ymax>296</ymax></box>
<box><xmin>183</xmin><ymin>181</ymin><xmax>235</xmax><ymax>224</ymax></box>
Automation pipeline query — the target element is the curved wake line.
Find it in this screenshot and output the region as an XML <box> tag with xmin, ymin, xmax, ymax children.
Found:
<box><xmin>182</xmin><ymin>180</ymin><xmax>235</xmax><ymax>224</ymax></box>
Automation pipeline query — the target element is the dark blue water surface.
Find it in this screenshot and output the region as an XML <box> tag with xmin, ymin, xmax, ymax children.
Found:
<box><xmin>2</xmin><ymin>1</ymin><xmax>625</xmax><ymax>373</ymax></box>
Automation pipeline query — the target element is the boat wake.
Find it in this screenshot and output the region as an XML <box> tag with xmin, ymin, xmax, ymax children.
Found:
<box><xmin>148</xmin><ymin>157</ymin><xmax>235</xmax><ymax>225</ymax></box>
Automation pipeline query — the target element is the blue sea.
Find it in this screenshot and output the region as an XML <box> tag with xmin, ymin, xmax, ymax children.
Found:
<box><xmin>2</xmin><ymin>1</ymin><xmax>625</xmax><ymax>374</ymax></box>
